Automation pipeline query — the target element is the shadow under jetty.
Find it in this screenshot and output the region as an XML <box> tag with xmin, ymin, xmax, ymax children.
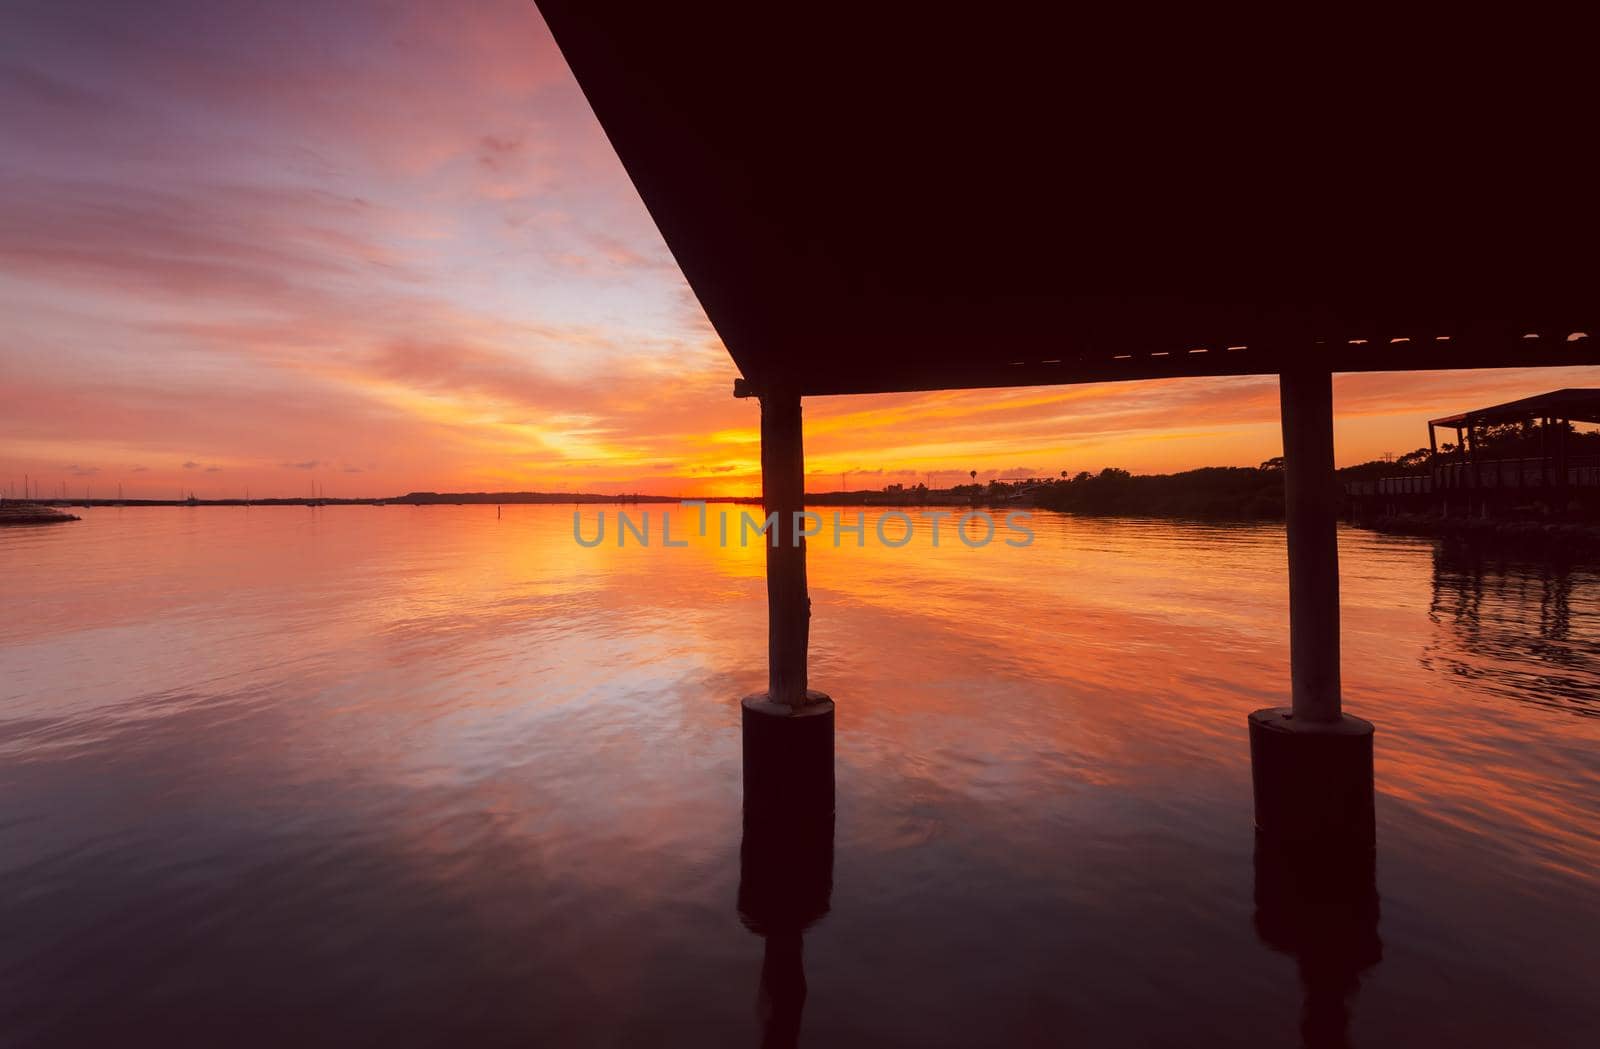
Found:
<box><xmin>1254</xmin><ymin>834</ymin><xmax>1383</xmax><ymax>1049</ymax></box>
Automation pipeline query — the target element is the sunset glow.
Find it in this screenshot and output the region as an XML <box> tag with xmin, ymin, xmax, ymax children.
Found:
<box><xmin>4</xmin><ymin>0</ymin><xmax>1596</xmax><ymax>500</ymax></box>
<box><xmin>6</xmin><ymin>5</ymin><xmax>1600</xmax><ymax>1045</ymax></box>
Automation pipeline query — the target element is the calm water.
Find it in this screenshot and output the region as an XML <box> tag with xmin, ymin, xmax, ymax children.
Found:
<box><xmin>2</xmin><ymin>505</ymin><xmax>1597</xmax><ymax>1047</ymax></box>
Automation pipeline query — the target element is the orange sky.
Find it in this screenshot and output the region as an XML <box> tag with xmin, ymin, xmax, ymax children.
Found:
<box><xmin>3</xmin><ymin>0</ymin><xmax>1596</xmax><ymax>501</ymax></box>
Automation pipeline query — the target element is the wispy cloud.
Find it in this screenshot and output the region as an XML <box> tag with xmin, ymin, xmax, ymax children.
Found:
<box><xmin>1</xmin><ymin>0</ymin><xmax>1596</xmax><ymax>500</ymax></box>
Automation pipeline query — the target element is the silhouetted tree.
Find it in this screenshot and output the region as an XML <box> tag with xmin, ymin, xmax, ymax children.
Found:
<box><xmin>1395</xmin><ymin>447</ymin><xmax>1433</xmax><ymax>470</ymax></box>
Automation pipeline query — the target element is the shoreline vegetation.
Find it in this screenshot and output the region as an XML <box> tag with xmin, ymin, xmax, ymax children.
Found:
<box><xmin>0</xmin><ymin>459</ymin><xmax>1557</xmax><ymax>521</ymax></box>
<box><xmin>2</xmin><ymin>491</ymin><xmax>722</xmax><ymax>510</ymax></box>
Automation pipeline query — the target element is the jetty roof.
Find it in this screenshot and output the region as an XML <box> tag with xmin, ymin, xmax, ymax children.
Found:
<box><xmin>537</xmin><ymin>4</ymin><xmax>1597</xmax><ymax>397</ymax></box>
<box><xmin>1429</xmin><ymin>389</ymin><xmax>1600</xmax><ymax>430</ymax></box>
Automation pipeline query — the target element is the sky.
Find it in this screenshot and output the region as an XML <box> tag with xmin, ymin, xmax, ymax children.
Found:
<box><xmin>3</xmin><ymin>0</ymin><xmax>1596</xmax><ymax>500</ymax></box>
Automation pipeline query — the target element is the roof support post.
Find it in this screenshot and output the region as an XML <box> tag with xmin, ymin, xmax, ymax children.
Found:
<box><xmin>1540</xmin><ymin>417</ymin><xmax>1550</xmax><ymax>487</ymax></box>
<box><xmin>1428</xmin><ymin>423</ymin><xmax>1439</xmax><ymax>497</ymax></box>
<box><xmin>1248</xmin><ymin>363</ymin><xmax>1373</xmax><ymax>846</ymax></box>
<box><xmin>760</xmin><ymin>388</ymin><xmax>810</xmax><ymax>706</ymax></box>
<box><xmin>1558</xmin><ymin>418</ymin><xmax>1570</xmax><ymax>491</ymax></box>
<box><xmin>743</xmin><ymin>385</ymin><xmax>834</xmax><ymax>822</ymax></box>
<box><xmin>1466</xmin><ymin>423</ymin><xmax>1483</xmax><ymax>493</ymax></box>
<box><xmin>1279</xmin><ymin>365</ymin><xmax>1341</xmax><ymax>723</ymax></box>
<box><xmin>740</xmin><ymin>392</ymin><xmax>833</xmax><ymax>1038</ymax></box>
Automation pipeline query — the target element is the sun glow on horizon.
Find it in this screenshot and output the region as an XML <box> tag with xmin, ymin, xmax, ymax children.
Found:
<box><xmin>3</xmin><ymin>0</ymin><xmax>1599</xmax><ymax>502</ymax></box>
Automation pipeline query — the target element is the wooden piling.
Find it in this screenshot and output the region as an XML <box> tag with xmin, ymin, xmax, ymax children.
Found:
<box><xmin>744</xmin><ymin>386</ymin><xmax>833</xmax><ymax>818</ymax></box>
<box><xmin>1279</xmin><ymin>366</ymin><xmax>1341</xmax><ymax>722</ymax></box>
<box><xmin>1249</xmin><ymin>363</ymin><xmax>1373</xmax><ymax>845</ymax></box>
<box><xmin>760</xmin><ymin>389</ymin><xmax>810</xmax><ymax>706</ymax></box>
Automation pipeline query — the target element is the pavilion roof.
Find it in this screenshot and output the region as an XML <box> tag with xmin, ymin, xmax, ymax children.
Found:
<box><xmin>1430</xmin><ymin>390</ymin><xmax>1600</xmax><ymax>430</ymax></box>
<box><xmin>537</xmin><ymin>3</ymin><xmax>1597</xmax><ymax>397</ymax></box>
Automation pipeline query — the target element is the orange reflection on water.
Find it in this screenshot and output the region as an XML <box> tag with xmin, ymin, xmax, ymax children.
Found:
<box><xmin>2</xmin><ymin>504</ymin><xmax>1598</xmax><ymax>1045</ymax></box>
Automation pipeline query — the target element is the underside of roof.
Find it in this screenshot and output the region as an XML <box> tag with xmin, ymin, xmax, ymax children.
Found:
<box><xmin>1430</xmin><ymin>389</ymin><xmax>1600</xmax><ymax>429</ymax></box>
<box><xmin>537</xmin><ymin>3</ymin><xmax>1598</xmax><ymax>397</ymax></box>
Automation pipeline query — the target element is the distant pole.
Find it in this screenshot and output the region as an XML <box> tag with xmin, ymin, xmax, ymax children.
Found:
<box><xmin>1558</xmin><ymin>417</ymin><xmax>1570</xmax><ymax>491</ymax></box>
<box><xmin>1279</xmin><ymin>365</ymin><xmax>1341</xmax><ymax>722</ymax></box>
<box><xmin>1466</xmin><ymin>423</ymin><xmax>1483</xmax><ymax>495</ymax></box>
<box><xmin>1539</xmin><ymin>417</ymin><xmax>1549</xmax><ymax>487</ymax></box>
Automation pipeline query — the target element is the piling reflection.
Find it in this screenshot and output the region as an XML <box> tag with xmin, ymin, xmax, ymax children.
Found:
<box><xmin>737</xmin><ymin>804</ymin><xmax>833</xmax><ymax>1049</ymax></box>
<box><xmin>1253</xmin><ymin>835</ymin><xmax>1382</xmax><ymax>1049</ymax></box>
<box><xmin>1425</xmin><ymin>547</ymin><xmax>1600</xmax><ymax>717</ymax></box>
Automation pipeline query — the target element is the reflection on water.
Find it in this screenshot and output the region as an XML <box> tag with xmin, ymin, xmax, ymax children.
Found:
<box><xmin>2</xmin><ymin>506</ymin><xmax>1598</xmax><ymax>1047</ymax></box>
<box><xmin>1426</xmin><ymin>547</ymin><xmax>1600</xmax><ymax>718</ymax></box>
<box><xmin>1254</xmin><ymin>837</ymin><xmax>1382</xmax><ymax>1049</ymax></box>
<box><xmin>739</xmin><ymin>806</ymin><xmax>833</xmax><ymax>1049</ymax></box>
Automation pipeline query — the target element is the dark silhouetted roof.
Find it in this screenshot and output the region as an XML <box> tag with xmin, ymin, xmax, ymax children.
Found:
<box><xmin>537</xmin><ymin>3</ymin><xmax>1597</xmax><ymax>397</ymax></box>
<box><xmin>1430</xmin><ymin>389</ymin><xmax>1600</xmax><ymax>429</ymax></box>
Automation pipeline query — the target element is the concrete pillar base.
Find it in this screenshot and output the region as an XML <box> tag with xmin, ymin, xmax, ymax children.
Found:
<box><xmin>739</xmin><ymin>691</ymin><xmax>834</xmax><ymax>939</ymax></box>
<box><xmin>742</xmin><ymin>692</ymin><xmax>834</xmax><ymax>818</ymax></box>
<box><xmin>1248</xmin><ymin>708</ymin><xmax>1375</xmax><ymax>845</ymax></box>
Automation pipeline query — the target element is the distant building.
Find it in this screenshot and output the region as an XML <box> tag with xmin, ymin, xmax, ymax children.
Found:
<box><xmin>1346</xmin><ymin>388</ymin><xmax>1600</xmax><ymax>513</ymax></box>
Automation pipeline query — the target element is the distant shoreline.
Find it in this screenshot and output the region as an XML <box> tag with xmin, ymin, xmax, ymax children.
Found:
<box><xmin>15</xmin><ymin>493</ymin><xmax>1600</xmax><ymax>557</ymax></box>
<box><xmin>1363</xmin><ymin>512</ymin><xmax>1600</xmax><ymax>554</ymax></box>
<box><xmin>3</xmin><ymin>489</ymin><xmax>987</xmax><ymax>509</ymax></box>
<box><xmin>4</xmin><ymin>492</ymin><xmax>746</xmax><ymax>508</ymax></box>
